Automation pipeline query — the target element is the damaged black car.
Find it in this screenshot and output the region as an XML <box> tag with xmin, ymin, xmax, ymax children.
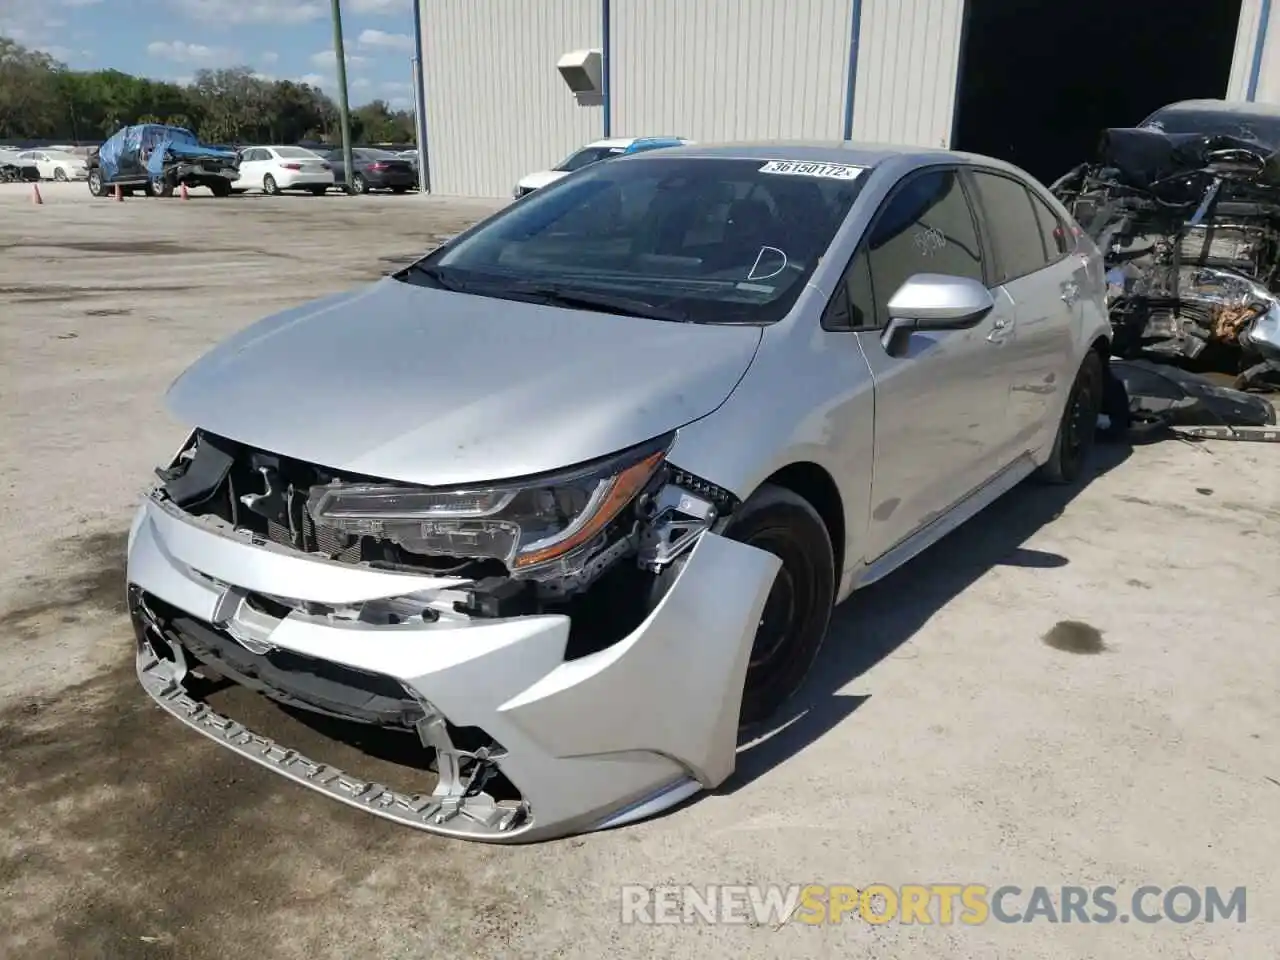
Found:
<box><xmin>1051</xmin><ymin>98</ymin><xmax>1280</xmax><ymax>394</ymax></box>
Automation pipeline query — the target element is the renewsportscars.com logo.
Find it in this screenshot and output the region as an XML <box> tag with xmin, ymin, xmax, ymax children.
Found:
<box><xmin>619</xmin><ymin>884</ymin><xmax>1248</xmax><ymax>926</ymax></box>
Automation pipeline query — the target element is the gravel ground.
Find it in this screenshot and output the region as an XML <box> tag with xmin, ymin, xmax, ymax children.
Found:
<box><xmin>1</xmin><ymin>179</ymin><xmax>1278</xmax><ymax>960</ymax></box>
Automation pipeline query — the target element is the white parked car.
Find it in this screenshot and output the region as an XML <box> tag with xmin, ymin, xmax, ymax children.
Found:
<box><xmin>235</xmin><ymin>145</ymin><xmax>335</xmax><ymax>195</ymax></box>
<box><xmin>16</xmin><ymin>149</ymin><xmax>88</xmax><ymax>181</ymax></box>
<box><xmin>513</xmin><ymin>136</ymin><xmax>690</xmax><ymax>197</ymax></box>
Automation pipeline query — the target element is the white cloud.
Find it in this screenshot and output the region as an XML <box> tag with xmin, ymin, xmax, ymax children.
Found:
<box><xmin>174</xmin><ymin>0</ymin><xmax>326</xmax><ymax>25</ymax></box>
<box><xmin>147</xmin><ymin>40</ymin><xmax>235</xmax><ymax>64</ymax></box>
<box><xmin>356</xmin><ymin>29</ymin><xmax>413</xmax><ymax>52</ymax></box>
<box><xmin>381</xmin><ymin>80</ymin><xmax>412</xmax><ymax>95</ymax></box>
<box><xmin>349</xmin><ymin>0</ymin><xmax>410</xmax><ymax>12</ymax></box>
<box><xmin>39</xmin><ymin>45</ymin><xmax>73</xmax><ymax>61</ymax></box>
<box><xmin>61</xmin><ymin>0</ymin><xmax>104</xmax><ymax>7</ymax></box>
<box><xmin>296</xmin><ymin>72</ymin><xmax>327</xmax><ymax>88</ymax></box>
<box><xmin>351</xmin><ymin>77</ymin><xmax>371</xmax><ymax>90</ymax></box>
<box><xmin>260</xmin><ymin>50</ymin><xmax>279</xmax><ymax>64</ymax></box>
<box><xmin>309</xmin><ymin>48</ymin><xmax>369</xmax><ymax>68</ymax></box>
<box><xmin>387</xmin><ymin>97</ymin><xmax>410</xmax><ymax>110</ymax></box>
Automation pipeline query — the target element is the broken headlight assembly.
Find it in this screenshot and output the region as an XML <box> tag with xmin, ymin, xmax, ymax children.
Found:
<box><xmin>306</xmin><ymin>433</ymin><xmax>674</xmax><ymax>580</ymax></box>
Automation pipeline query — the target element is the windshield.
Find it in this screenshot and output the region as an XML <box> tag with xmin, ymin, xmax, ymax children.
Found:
<box><xmin>275</xmin><ymin>146</ymin><xmax>320</xmax><ymax>159</ymax></box>
<box><xmin>554</xmin><ymin>146</ymin><xmax>625</xmax><ymax>172</ymax></box>
<box><xmin>404</xmin><ymin>155</ymin><xmax>871</xmax><ymax>324</ymax></box>
<box><xmin>1141</xmin><ymin>108</ymin><xmax>1280</xmax><ymax>149</ymax></box>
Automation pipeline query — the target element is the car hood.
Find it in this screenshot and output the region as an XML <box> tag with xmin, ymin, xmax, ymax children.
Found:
<box><xmin>165</xmin><ymin>277</ymin><xmax>763</xmax><ymax>486</ymax></box>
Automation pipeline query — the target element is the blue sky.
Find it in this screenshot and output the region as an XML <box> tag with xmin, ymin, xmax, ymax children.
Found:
<box><xmin>0</xmin><ymin>0</ymin><xmax>419</xmax><ymax>108</ymax></box>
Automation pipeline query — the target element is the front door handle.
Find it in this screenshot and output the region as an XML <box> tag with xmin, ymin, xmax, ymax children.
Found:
<box><xmin>986</xmin><ymin>316</ymin><xmax>1011</xmax><ymax>344</ymax></box>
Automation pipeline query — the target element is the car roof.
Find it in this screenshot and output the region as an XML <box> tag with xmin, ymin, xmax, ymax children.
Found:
<box><xmin>1150</xmin><ymin>98</ymin><xmax>1280</xmax><ymax>119</ymax></box>
<box><xmin>608</xmin><ymin>139</ymin><xmax>1036</xmax><ymax>178</ymax></box>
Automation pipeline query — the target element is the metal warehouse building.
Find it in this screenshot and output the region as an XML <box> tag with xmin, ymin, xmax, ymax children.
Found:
<box><xmin>418</xmin><ymin>0</ymin><xmax>1280</xmax><ymax>199</ymax></box>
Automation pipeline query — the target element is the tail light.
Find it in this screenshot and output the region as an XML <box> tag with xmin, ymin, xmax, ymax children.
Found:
<box><xmin>370</xmin><ymin>162</ymin><xmax>389</xmax><ymax>171</ymax></box>
<box><xmin>280</xmin><ymin>162</ymin><xmax>303</xmax><ymax>171</ymax></box>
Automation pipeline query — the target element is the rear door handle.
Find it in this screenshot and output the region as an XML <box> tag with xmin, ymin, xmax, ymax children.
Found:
<box><xmin>986</xmin><ymin>316</ymin><xmax>1011</xmax><ymax>344</ymax></box>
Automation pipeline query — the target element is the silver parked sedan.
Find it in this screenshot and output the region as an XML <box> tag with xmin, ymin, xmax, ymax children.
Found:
<box><xmin>128</xmin><ymin>142</ymin><xmax>1111</xmax><ymax>843</ymax></box>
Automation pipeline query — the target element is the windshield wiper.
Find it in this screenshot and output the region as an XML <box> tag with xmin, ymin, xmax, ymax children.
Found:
<box><xmin>402</xmin><ymin>261</ymin><xmax>469</xmax><ymax>292</ymax></box>
<box><xmin>510</xmin><ymin>284</ymin><xmax>690</xmax><ymax>323</ymax></box>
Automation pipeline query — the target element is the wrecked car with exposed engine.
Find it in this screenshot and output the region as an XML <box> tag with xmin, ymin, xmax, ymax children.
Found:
<box><xmin>129</xmin><ymin>143</ymin><xmax>1112</xmax><ymax>842</ymax></box>
<box><xmin>1051</xmin><ymin>98</ymin><xmax>1280</xmax><ymax>392</ymax></box>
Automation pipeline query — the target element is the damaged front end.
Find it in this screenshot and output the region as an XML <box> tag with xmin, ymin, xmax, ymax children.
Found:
<box><xmin>127</xmin><ymin>428</ymin><xmax>780</xmax><ymax>842</ymax></box>
<box><xmin>1052</xmin><ymin>126</ymin><xmax>1280</xmax><ymax>391</ymax></box>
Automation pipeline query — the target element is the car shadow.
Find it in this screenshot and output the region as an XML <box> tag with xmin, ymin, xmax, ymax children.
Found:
<box><xmin>720</xmin><ymin>439</ymin><xmax>1133</xmax><ymax>794</ymax></box>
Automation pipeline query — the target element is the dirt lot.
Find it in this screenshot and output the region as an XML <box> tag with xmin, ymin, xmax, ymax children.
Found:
<box><xmin>1</xmin><ymin>179</ymin><xmax>1278</xmax><ymax>960</ymax></box>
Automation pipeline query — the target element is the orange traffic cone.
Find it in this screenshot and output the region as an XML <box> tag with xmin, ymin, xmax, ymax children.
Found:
<box><xmin>179</xmin><ymin>182</ymin><xmax>189</xmax><ymax>201</ymax></box>
<box><xmin>31</xmin><ymin>183</ymin><xmax>42</xmax><ymax>205</ymax></box>
<box><xmin>114</xmin><ymin>184</ymin><xmax>123</xmax><ymax>201</ymax></box>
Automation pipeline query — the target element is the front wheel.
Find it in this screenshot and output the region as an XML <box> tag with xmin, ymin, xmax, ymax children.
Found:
<box><xmin>87</xmin><ymin>170</ymin><xmax>106</xmax><ymax>197</ymax></box>
<box><xmin>54</xmin><ymin>167</ymin><xmax>68</xmax><ymax>182</ymax></box>
<box><xmin>1036</xmin><ymin>350</ymin><xmax>1104</xmax><ymax>485</ymax></box>
<box><xmin>148</xmin><ymin>177</ymin><xmax>174</xmax><ymax>198</ymax></box>
<box><xmin>723</xmin><ymin>484</ymin><xmax>835</xmax><ymax>727</ymax></box>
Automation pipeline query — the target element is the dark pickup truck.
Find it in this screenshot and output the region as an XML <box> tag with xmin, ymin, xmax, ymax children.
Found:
<box><xmin>87</xmin><ymin>124</ymin><xmax>240</xmax><ymax>197</ymax></box>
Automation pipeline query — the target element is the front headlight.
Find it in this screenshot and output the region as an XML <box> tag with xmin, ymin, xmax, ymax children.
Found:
<box><xmin>307</xmin><ymin>433</ymin><xmax>673</xmax><ymax>578</ymax></box>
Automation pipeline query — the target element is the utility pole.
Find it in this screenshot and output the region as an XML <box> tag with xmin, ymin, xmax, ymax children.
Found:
<box><xmin>410</xmin><ymin>0</ymin><xmax>429</xmax><ymax>192</ymax></box>
<box><xmin>330</xmin><ymin>0</ymin><xmax>355</xmax><ymax>193</ymax></box>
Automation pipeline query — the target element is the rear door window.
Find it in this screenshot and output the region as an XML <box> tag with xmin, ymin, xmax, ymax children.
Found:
<box><xmin>967</xmin><ymin>171</ymin><xmax>1051</xmax><ymax>283</ymax></box>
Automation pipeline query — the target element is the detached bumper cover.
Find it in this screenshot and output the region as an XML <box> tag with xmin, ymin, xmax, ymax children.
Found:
<box><xmin>126</xmin><ymin>496</ymin><xmax>779</xmax><ymax>842</ymax></box>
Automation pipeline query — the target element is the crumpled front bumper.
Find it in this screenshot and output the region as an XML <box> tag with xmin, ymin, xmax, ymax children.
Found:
<box><xmin>126</xmin><ymin>494</ymin><xmax>780</xmax><ymax>843</ymax></box>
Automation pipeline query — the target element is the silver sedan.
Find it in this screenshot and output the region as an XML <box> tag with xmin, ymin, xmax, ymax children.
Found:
<box><xmin>127</xmin><ymin>142</ymin><xmax>1112</xmax><ymax>843</ymax></box>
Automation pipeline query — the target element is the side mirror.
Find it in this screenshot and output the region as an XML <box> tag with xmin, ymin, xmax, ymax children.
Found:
<box><xmin>881</xmin><ymin>274</ymin><xmax>995</xmax><ymax>356</ymax></box>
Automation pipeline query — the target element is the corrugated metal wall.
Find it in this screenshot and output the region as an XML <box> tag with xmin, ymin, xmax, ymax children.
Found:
<box><xmin>849</xmin><ymin>0</ymin><xmax>965</xmax><ymax>148</ymax></box>
<box><xmin>1227</xmin><ymin>0</ymin><xmax>1277</xmax><ymax>100</ymax></box>
<box><xmin>420</xmin><ymin>0</ymin><xmax>602</xmax><ymax>197</ymax></box>
<box><xmin>610</xmin><ymin>0</ymin><xmax>852</xmax><ymax>141</ymax></box>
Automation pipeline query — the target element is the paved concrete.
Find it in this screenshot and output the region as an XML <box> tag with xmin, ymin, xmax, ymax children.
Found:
<box><xmin>1</xmin><ymin>179</ymin><xmax>1278</xmax><ymax>959</ymax></box>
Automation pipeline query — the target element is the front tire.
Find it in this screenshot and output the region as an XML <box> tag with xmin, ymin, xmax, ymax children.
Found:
<box><xmin>87</xmin><ymin>170</ymin><xmax>106</xmax><ymax>197</ymax></box>
<box><xmin>54</xmin><ymin>167</ymin><xmax>68</xmax><ymax>182</ymax></box>
<box><xmin>723</xmin><ymin>484</ymin><xmax>835</xmax><ymax>726</ymax></box>
<box><xmin>1037</xmin><ymin>350</ymin><xmax>1104</xmax><ymax>485</ymax></box>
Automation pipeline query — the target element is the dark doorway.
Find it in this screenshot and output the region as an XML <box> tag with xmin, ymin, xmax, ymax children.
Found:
<box><xmin>950</xmin><ymin>0</ymin><xmax>1244</xmax><ymax>185</ymax></box>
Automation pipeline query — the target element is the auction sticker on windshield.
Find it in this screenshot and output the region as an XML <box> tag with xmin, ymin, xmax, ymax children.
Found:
<box><xmin>759</xmin><ymin>160</ymin><xmax>865</xmax><ymax>180</ymax></box>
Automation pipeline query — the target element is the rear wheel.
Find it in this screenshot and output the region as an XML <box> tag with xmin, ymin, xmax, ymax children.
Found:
<box><xmin>723</xmin><ymin>484</ymin><xmax>835</xmax><ymax>726</ymax></box>
<box><xmin>350</xmin><ymin>173</ymin><xmax>368</xmax><ymax>195</ymax></box>
<box><xmin>148</xmin><ymin>176</ymin><xmax>174</xmax><ymax>198</ymax></box>
<box><xmin>87</xmin><ymin>170</ymin><xmax>106</xmax><ymax>197</ymax></box>
<box><xmin>262</xmin><ymin>174</ymin><xmax>280</xmax><ymax>195</ymax></box>
<box><xmin>1037</xmin><ymin>350</ymin><xmax>1104</xmax><ymax>485</ymax></box>
<box><xmin>54</xmin><ymin>167</ymin><xmax>68</xmax><ymax>182</ymax></box>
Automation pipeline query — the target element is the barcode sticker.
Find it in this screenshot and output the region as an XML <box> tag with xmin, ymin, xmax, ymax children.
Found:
<box><xmin>758</xmin><ymin>160</ymin><xmax>866</xmax><ymax>180</ymax></box>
